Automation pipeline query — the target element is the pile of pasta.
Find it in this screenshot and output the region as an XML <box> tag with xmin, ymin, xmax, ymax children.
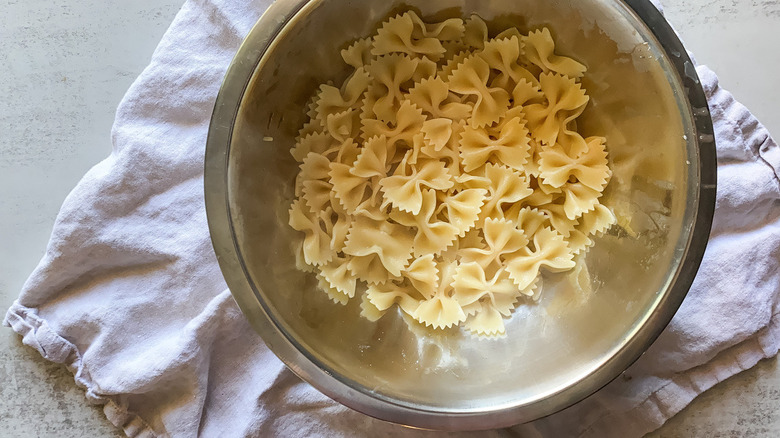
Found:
<box><xmin>287</xmin><ymin>11</ymin><xmax>616</xmax><ymax>336</ymax></box>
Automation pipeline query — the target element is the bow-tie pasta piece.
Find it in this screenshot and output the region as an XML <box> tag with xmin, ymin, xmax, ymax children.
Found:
<box><xmin>366</xmin><ymin>281</ymin><xmax>424</xmax><ymax>317</ymax></box>
<box><xmin>480</xmin><ymin>36</ymin><xmax>538</xmax><ymax>91</ymax></box>
<box><xmin>494</xmin><ymin>28</ymin><xmax>523</xmax><ymax>47</ymax></box>
<box><xmin>505</xmin><ymin>227</ymin><xmax>575</xmax><ymax>290</ymax></box>
<box><xmin>332</xmin><ymin>139</ymin><xmax>361</xmax><ymax>168</ymax></box>
<box><xmin>343</xmin><ymin>215</ymin><xmax>415</xmax><ymax>281</ymax></box>
<box><xmin>305</xmin><ymin>91</ymin><xmax>321</xmax><ymax>122</ymax></box>
<box><xmin>410</xmin><ymin>13</ymin><xmax>465</xmax><ymax>42</ymax></box>
<box><xmin>539</xmin><ymin>136</ymin><xmax>610</xmax><ymax>191</ymax></box>
<box><xmin>296</xmin><ymin>119</ymin><xmax>325</xmax><ymax>143</ymax></box>
<box><xmin>326</xmin><ymin>192</ymin><xmax>351</xmax><ymax>253</ymax></box>
<box><xmin>406</xmin><ymin>77</ymin><xmax>472</xmax><ymax>121</ymax></box>
<box><xmin>437</xmin><ymin>188</ymin><xmax>486</xmax><ymax>237</ymax></box>
<box><xmin>317</xmin><ymin>273</ymin><xmax>350</xmax><ymax>305</ymax></box>
<box><xmin>290</xmin><ymin>132</ymin><xmax>337</xmax><ymax>163</ymax></box>
<box><xmin>414</xmin><ymin>291</ymin><xmax>468</xmax><ymax>329</ymax></box>
<box><xmin>360</xmin><ymin>293</ymin><xmax>387</xmax><ymax>322</ymax></box>
<box><xmin>329</xmin><ymin>149</ymin><xmax>384</xmax><ymax>220</ymax></box>
<box><xmin>294</xmin><ymin>94</ymin><xmax>325</xmax><ymax>143</ymax></box>
<box><xmin>302</xmin><ymin>178</ymin><xmax>332</xmax><ymax>213</ymax></box>
<box><xmin>521</xmin><ymin>138</ymin><xmax>545</xmax><ymax>178</ymax></box>
<box><xmin>536</xmin><ymin>201</ymin><xmax>578</xmax><ymax>237</ymax></box>
<box><xmin>463</xmin><ymin>299</ymin><xmax>509</xmax><ymax>336</ymax></box>
<box><xmin>410</xmin><ymin>192</ymin><xmax>461</xmax><ymax>257</ymax></box>
<box><xmin>372</xmin><ymin>12</ymin><xmax>445</xmax><ymax>60</ymax></box>
<box><xmin>314</xmin><ymin>67</ymin><xmax>371</xmax><ymax>124</ymax></box>
<box><xmin>341</xmin><ymin>38</ymin><xmax>373</xmax><ymax>70</ymax></box>
<box><xmin>402</xmin><ymin>254</ymin><xmax>439</xmax><ymax>298</ymax></box>
<box><xmin>353</xmin><ymin>193</ymin><xmax>389</xmax><ymax>223</ymax></box>
<box><xmin>366</xmin><ymin>54</ymin><xmax>436</xmax><ymax>123</ymax></box>
<box><xmin>439</xmin><ymin>40</ymin><xmax>469</xmax><ymax>63</ymax></box>
<box><xmin>454</xmin><ymin>227</ymin><xmax>485</xmax><ymax>253</ymax></box>
<box><xmin>524</xmin><ymin>73</ymin><xmax>589</xmax><ymax>146</ymax></box>
<box><xmin>523</xmin><ymin>27</ymin><xmax>587</xmax><ymax>78</ymax></box>
<box><xmin>439</xmin><ymin>50</ymin><xmax>473</xmax><ymax>80</ymax></box>
<box><xmin>407</xmin><ymin>12</ymin><xmax>465</xmax><ymax>52</ymax></box>
<box><xmin>319</xmin><ymin>255</ymin><xmax>358</xmax><ymax>300</ymax></box>
<box><xmin>460</xmin><ymin>218</ymin><xmax>529</xmax><ymax>269</ymax></box>
<box><xmin>325</xmin><ymin>108</ymin><xmax>362</xmax><ymax>143</ymax></box>
<box><xmin>351</xmin><ymin>135</ymin><xmax>391</xmax><ymax>179</ymax></box>
<box><xmin>462</xmin><ymin>14</ymin><xmax>489</xmax><ymax>50</ymax></box>
<box><xmin>452</xmin><ymin>262</ymin><xmax>521</xmax><ymax>336</ymax></box>
<box><xmin>362</xmin><ymin>100</ymin><xmax>426</xmax><ymax>154</ymax></box>
<box><xmin>479</xmin><ymin>163</ymin><xmax>534</xmax><ymax>223</ymax></box>
<box><xmin>390</xmin><ymin>189</ymin><xmax>460</xmax><ymax>257</ymax></box>
<box><xmin>555</xmin><ymin>119</ymin><xmax>590</xmax><ymax>158</ymax></box>
<box><xmin>294</xmin><ymin>240</ymin><xmax>317</xmax><ymax>275</ymax></box>
<box><xmin>413</xmin><ymin>261</ymin><xmax>468</xmax><ymax>329</ymax></box>
<box><xmin>329</xmin><ymin>162</ymin><xmax>371</xmax><ymax>213</ymax></box>
<box><xmin>448</xmin><ymin>55</ymin><xmax>511</xmax><ymax>127</ymax></box>
<box><xmin>561</xmin><ymin>181</ymin><xmax>603</xmax><ymax>220</ymax></box>
<box><xmin>299</xmin><ymin>151</ymin><xmax>332</xmax><ymax>181</ymax></box>
<box><xmin>379</xmin><ymin>159</ymin><xmax>453</xmax><ymax>215</ymax></box>
<box><xmin>420</xmin><ymin>119</ymin><xmax>465</xmax><ymax>177</ymax></box>
<box><xmin>509</xmin><ymin>206</ymin><xmax>549</xmax><ymax>239</ymax></box>
<box><xmin>372</xmin><ymin>11</ymin><xmax>464</xmax><ymax>61</ymax></box>
<box><xmin>420</xmin><ymin>118</ymin><xmax>453</xmax><ymax>152</ymax></box>
<box><xmin>288</xmin><ymin>199</ymin><xmax>334</xmax><ymax>266</ymax></box>
<box><xmin>579</xmin><ymin>203</ymin><xmax>617</xmax><ymax>237</ymax></box>
<box><xmin>567</xmin><ymin>203</ymin><xmax>618</xmax><ymax>255</ymax></box>
<box><xmin>404</xmin><ymin>132</ymin><xmax>427</xmax><ymax>166</ymax></box>
<box><xmin>459</xmin><ymin>116</ymin><xmax>531</xmax><ymax>172</ymax></box>
<box><xmin>285</xmin><ymin>10</ymin><xmax>615</xmax><ymax>336</ymax></box>
<box><xmin>511</xmin><ymin>79</ymin><xmax>545</xmax><ymax>108</ymax></box>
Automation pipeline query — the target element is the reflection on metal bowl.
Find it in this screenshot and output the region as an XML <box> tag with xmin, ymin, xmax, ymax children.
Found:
<box><xmin>205</xmin><ymin>0</ymin><xmax>716</xmax><ymax>431</ymax></box>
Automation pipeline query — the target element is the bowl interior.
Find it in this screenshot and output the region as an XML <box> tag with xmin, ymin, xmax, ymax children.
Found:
<box><xmin>225</xmin><ymin>0</ymin><xmax>698</xmax><ymax>419</ymax></box>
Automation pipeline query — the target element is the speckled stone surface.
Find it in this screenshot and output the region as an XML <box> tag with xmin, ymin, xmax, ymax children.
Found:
<box><xmin>1</xmin><ymin>1</ymin><xmax>778</xmax><ymax>436</ymax></box>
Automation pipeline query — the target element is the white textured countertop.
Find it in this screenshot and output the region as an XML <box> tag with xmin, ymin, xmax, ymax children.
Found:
<box><xmin>1</xmin><ymin>1</ymin><xmax>778</xmax><ymax>436</ymax></box>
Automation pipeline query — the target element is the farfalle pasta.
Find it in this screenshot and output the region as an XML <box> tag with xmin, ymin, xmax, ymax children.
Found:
<box><xmin>287</xmin><ymin>10</ymin><xmax>615</xmax><ymax>337</ymax></box>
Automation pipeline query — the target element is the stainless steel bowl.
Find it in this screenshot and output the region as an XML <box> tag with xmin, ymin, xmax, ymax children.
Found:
<box><xmin>205</xmin><ymin>0</ymin><xmax>716</xmax><ymax>430</ymax></box>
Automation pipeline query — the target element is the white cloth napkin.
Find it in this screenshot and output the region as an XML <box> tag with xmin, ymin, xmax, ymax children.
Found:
<box><xmin>5</xmin><ymin>1</ymin><xmax>780</xmax><ymax>437</ymax></box>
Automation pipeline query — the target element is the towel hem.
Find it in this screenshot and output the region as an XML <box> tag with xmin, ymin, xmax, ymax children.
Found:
<box><xmin>580</xmin><ymin>310</ymin><xmax>780</xmax><ymax>437</ymax></box>
<box><xmin>3</xmin><ymin>301</ymin><xmax>161</xmax><ymax>438</ymax></box>
<box><xmin>6</xmin><ymin>300</ymin><xmax>779</xmax><ymax>437</ymax></box>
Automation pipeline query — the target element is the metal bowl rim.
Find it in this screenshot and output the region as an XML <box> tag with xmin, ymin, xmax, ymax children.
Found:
<box><xmin>204</xmin><ymin>0</ymin><xmax>717</xmax><ymax>430</ymax></box>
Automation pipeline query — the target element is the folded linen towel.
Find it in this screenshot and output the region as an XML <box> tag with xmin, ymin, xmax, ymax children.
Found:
<box><xmin>4</xmin><ymin>0</ymin><xmax>779</xmax><ymax>437</ymax></box>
